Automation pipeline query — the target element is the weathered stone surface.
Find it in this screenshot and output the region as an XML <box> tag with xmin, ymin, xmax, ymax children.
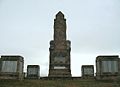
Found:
<box><xmin>81</xmin><ymin>65</ymin><xmax>94</xmax><ymax>78</ymax></box>
<box><xmin>49</xmin><ymin>11</ymin><xmax>71</xmax><ymax>77</ymax></box>
<box><xmin>96</xmin><ymin>55</ymin><xmax>120</xmax><ymax>80</ymax></box>
<box><xmin>27</xmin><ymin>65</ymin><xmax>40</xmax><ymax>79</ymax></box>
<box><xmin>0</xmin><ymin>55</ymin><xmax>24</xmax><ymax>80</ymax></box>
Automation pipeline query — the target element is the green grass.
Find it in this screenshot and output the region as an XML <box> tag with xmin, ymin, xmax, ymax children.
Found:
<box><xmin>0</xmin><ymin>79</ymin><xmax>120</xmax><ymax>87</ymax></box>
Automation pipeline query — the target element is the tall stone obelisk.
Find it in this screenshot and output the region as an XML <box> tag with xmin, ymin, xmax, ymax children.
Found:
<box><xmin>49</xmin><ymin>11</ymin><xmax>71</xmax><ymax>77</ymax></box>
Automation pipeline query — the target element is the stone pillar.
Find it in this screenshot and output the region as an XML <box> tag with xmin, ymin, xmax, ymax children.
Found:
<box><xmin>81</xmin><ymin>65</ymin><xmax>94</xmax><ymax>78</ymax></box>
<box><xmin>27</xmin><ymin>65</ymin><xmax>40</xmax><ymax>79</ymax></box>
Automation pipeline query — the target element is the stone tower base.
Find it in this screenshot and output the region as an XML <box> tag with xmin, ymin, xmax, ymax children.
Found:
<box><xmin>49</xmin><ymin>69</ymin><xmax>71</xmax><ymax>77</ymax></box>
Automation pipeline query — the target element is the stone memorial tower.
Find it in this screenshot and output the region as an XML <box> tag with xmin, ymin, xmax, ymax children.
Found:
<box><xmin>48</xmin><ymin>11</ymin><xmax>71</xmax><ymax>77</ymax></box>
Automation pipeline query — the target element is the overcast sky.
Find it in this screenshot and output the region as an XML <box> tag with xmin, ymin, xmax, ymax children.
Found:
<box><xmin>0</xmin><ymin>0</ymin><xmax>120</xmax><ymax>76</ymax></box>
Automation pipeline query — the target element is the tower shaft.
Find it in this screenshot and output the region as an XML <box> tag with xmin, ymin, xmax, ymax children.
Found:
<box><xmin>54</xmin><ymin>12</ymin><xmax>67</xmax><ymax>50</ymax></box>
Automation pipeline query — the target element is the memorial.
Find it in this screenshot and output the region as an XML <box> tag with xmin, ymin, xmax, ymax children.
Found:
<box><xmin>48</xmin><ymin>11</ymin><xmax>71</xmax><ymax>77</ymax></box>
<box><xmin>0</xmin><ymin>55</ymin><xmax>24</xmax><ymax>80</ymax></box>
<box><xmin>81</xmin><ymin>65</ymin><xmax>94</xmax><ymax>78</ymax></box>
<box><xmin>27</xmin><ymin>65</ymin><xmax>40</xmax><ymax>79</ymax></box>
<box><xmin>96</xmin><ymin>55</ymin><xmax>120</xmax><ymax>80</ymax></box>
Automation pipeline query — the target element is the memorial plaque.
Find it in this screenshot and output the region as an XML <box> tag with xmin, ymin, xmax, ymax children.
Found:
<box><xmin>102</xmin><ymin>61</ymin><xmax>118</xmax><ymax>73</ymax></box>
<box><xmin>54</xmin><ymin>66</ymin><xmax>66</xmax><ymax>69</ymax></box>
<box><xmin>1</xmin><ymin>61</ymin><xmax>17</xmax><ymax>72</ymax></box>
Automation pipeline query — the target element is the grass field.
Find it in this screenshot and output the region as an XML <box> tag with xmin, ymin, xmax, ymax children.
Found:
<box><xmin>0</xmin><ymin>79</ymin><xmax>120</xmax><ymax>87</ymax></box>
